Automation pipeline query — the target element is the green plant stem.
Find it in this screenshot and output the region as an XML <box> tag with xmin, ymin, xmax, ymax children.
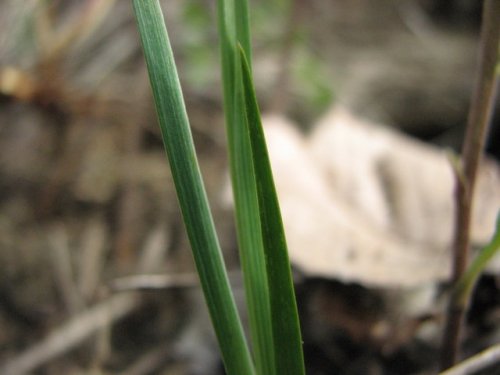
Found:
<box><xmin>132</xmin><ymin>2</ymin><xmax>254</xmax><ymax>374</ymax></box>
<box><xmin>440</xmin><ymin>0</ymin><xmax>500</xmax><ymax>370</ymax></box>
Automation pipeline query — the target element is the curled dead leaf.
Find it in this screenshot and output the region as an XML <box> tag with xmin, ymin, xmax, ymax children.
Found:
<box><xmin>263</xmin><ymin>107</ymin><xmax>500</xmax><ymax>288</ymax></box>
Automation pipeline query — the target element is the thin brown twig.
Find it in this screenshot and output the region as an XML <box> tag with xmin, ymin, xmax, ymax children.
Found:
<box><xmin>439</xmin><ymin>0</ymin><xmax>500</xmax><ymax>370</ymax></box>
<box><xmin>113</xmin><ymin>120</ymin><xmax>144</xmax><ymax>269</ymax></box>
<box><xmin>48</xmin><ymin>224</ymin><xmax>84</xmax><ymax>315</ymax></box>
<box><xmin>78</xmin><ymin>216</ymin><xmax>108</xmax><ymax>300</ymax></box>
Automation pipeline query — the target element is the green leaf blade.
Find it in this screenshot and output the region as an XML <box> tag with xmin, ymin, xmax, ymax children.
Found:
<box><xmin>216</xmin><ymin>1</ymin><xmax>276</xmax><ymax>374</ymax></box>
<box><xmin>239</xmin><ymin>45</ymin><xmax>306</xmax><ymax>375</ymax></box>
<box><xmin>132</xmin><ymin>2</ymin><xmax>254</xmax><ymax>375</ymax></box>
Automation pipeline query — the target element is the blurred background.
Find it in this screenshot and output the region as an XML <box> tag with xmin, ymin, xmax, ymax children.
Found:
<box><xmin>0</xmin><ymin>0</ymin><xmax>498</xmax><ymax>374</ymax></box>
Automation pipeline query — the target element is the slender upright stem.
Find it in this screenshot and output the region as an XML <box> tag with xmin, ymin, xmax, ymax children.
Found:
<box><xmin>440</xmin><ymin>0</ymin><xmax>500</xmax><ymax>370</ymax></box>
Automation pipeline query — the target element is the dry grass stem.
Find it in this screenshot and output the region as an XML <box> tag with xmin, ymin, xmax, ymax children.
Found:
<box><xmin>111</xmin><ymin>273</ymin><xmax>199</xmax><ymax>291</ymax></box>
<box><xmin>439</xmin><ymin>344</ymin><xmax>500</xmax><ymax>375</ymax></box>
<box><xmin>0</xmin><ymin>293</ymin><xmax>141</xmax><ymax>375</ymax></box>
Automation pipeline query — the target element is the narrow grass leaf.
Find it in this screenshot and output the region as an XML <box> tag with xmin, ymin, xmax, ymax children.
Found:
<box><xmin>456</xmin><ymin>211</ymin><xmax>500</xmax><ymax>306</ymax></box>
<box><xmin>234</xmin><ymin>0</ymin><xmax>252</xmax><ymax>66</ymax></box>
<box><xmin>132</xmin><ymin>2</ymin><xmax>254</xmax><ymax>375</ymax></box>
<box><xmin>239</xmin><ymin>45</ymin><xmax>306</xmax><ymax>375</ymax></box>
<box><xmin>216</xmin><ymin>1</ymin><xmax>275</xmax><ymax>374</ymax></box>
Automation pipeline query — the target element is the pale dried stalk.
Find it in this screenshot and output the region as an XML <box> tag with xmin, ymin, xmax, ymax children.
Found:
<box><xmin>0</xmin><ymin>293</ymin><xmax>140</xmax><ymax>375</ymax></box>
<box><xmin>439</xmin><ymin>344</ymin><xmax>500</xmax><ymax>375</ymax></box>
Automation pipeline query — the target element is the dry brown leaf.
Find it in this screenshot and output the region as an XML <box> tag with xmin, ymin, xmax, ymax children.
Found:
<box><xmin>263</xmin><ymin>107</ymin><xmax>500</xmax><ymax>288</ymax></box>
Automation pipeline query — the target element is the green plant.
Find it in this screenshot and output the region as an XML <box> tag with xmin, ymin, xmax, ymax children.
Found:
<box><xmin>132</xmin><ymin>0</ymin><xmax>499</xmax><ymax>372</ymax></box>
<box><xmin>132</xmin><ymin>1</ymin><xmax>305</xmax><ymax>375</ymax></box>
<box><xmin>454</xmin><ymin>212</ymin><xmax>500</xmax><ymax>309</ymax></box>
